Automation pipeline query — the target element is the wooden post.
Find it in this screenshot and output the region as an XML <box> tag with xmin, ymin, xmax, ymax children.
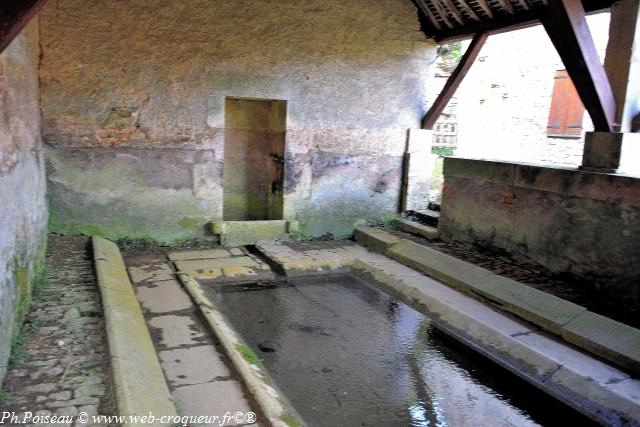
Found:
<box><xmin>0</xmin><ymin>0</ymin><xmax>47</xmax><ymax>55</ymax></box>
<box><xmin>422</xmin><ymin>32</ymin><xmax>488</xmax><ymax>130</ymax></box>
<box><xmin>540</xmin><ymin>0</ymin><xmax>617</xmax><ymax>132</ymax></box>
<box><xmin>604</xmin><ymin>0</ymin><xmax>640</xmax><ymax>132</ymax></box>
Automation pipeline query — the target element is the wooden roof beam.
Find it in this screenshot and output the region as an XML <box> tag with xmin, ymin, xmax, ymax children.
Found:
<box><xmin>422</xmin><ymin>32</ymin><xmax>489</xmax><ymax>129</ymax></box>
<box><xmin>0</xmin><ymin>0</ymin><xmax>47</xmax><ymax>55</ymax></box>
<box><xmin>540</xmin><ymin>0</ymin><xmax>617</xmax><ymax>132</ymax></box>
<box><xmin>431</xmin><ymin>2</ymin><xmax>613</xmax><ymax>42</ymax></box>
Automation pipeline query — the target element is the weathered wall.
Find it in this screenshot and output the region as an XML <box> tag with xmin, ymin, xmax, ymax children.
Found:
<box><xmin>440</xmin><ymin>157</ymin><xmax>640</xmax><ymax>296</ymax></box>
<box><xmin>40</xmin><ymin>0</ymin><xmax>436</xmax><ymax>242</ymax></box>
<box><xmin>0</xmin><ymin>21</ymin><xmax>48</xmax><ymax>380</ymax></box>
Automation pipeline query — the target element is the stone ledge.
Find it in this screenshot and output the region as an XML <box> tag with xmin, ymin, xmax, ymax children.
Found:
<box><xmin>350</xmin><ymin>260</ymin><xmax>640</xmax><ymax>426</ymax></box>
<box><xmin>353</xmin><ymin>228</ymin><xmax>640</xmax><ymax>376</ymax></box>
<box><xmin>444</xmin><ymin>157</ymin><xmax>640</xmax><ymax>205</ymax></box>
<box><xmin>250</xmin><ymin>241</ymin><xmax>640</xmax><ymax>424</ymax></box>
<box><xmin>211</xmin><ymin>220</ymin><xmax>299</xmax><ymax>246</ymax></box>
<box><xmin>353</xmin><ymin>228</ymin><xmax>400</xmax><ymax>253</ymax></box>
<box><xmin>92</xmin><ymin>236</ymin><xmax>176</xmax><ymax>425</ymax></box>
<box><xmin>396</xmin><ymin>218</ymin><xmax>439</xmax><ymax>239</ymax></box>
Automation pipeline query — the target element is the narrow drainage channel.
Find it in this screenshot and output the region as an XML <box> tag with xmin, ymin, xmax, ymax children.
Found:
<box><xmin>205</xmin><ymin>274</ymin><xmax>597</xmax><ymax>427</ymax></box>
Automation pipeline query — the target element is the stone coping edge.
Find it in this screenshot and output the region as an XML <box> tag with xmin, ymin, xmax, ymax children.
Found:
<box><xmin>396</xmin><ymin>218</ymin><xmax>439</xmax><ymax>239</ymax></box>
<box><xmin>353</xmin><ymin>227</ymin><xmax>640</xmax><ymax>377</ymax></box>
<box><xmin>247</xmin><ymin>242</ymin><xmax>640</xmax><ymax>424</ymax></box>
<box><xmin>349</xmin><ymin>260</ymin><xmax>640</xmax><ymax>426</ymax></box>
<box><xmin>176</xmin><ymin>272</ymin><xmax>305</xmax><ymax>427</ymax></box>
<box><xmin>91</xmin><ymin>236</ymin><xmax>177</xmax><ymax>426</ymax></box>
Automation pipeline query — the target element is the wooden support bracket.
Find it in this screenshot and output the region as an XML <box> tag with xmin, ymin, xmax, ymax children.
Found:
<box><xmin>540</xmin><ymin>0</ymin><xmax>617</xmax><ymax>132</ymax></box>
<box><xmin>422</xmin><ymin>32</ymin><xmax>488</xmax><ymax>130</ymax></box>
<box><xmin>0</xmin><ymin>0</ymin><xmax>47</xmax><ymax>55</ymax></box>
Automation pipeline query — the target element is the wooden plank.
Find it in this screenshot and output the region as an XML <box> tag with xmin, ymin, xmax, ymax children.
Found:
<box><xmin>416</xmin><ymin>0</ymin><xmax>444</xmax><ymax>30</ymax></box>
<box><xmin>432</xmin><ymin>0</ymin><xmax>456</xmax><ymax>29</ymax></box>
<box><xmin>0</xmin><ymin>0</ymin><xmax>47</xmax><ymax>55</ymax></box>
<box><xmin>516</xmin><ymin>0</ymin><xmax>532</xmax><ymax>11</ymax></box>
<box><xmin>435</xmin><ymin>8</ymin><xmax>540</xmax><ymax>41</ymax></box>
<box><xmin>540</xmin><ymin>0</ymin><xmax>617</xmax><ymax>132</ymax></box>
<box><xmin>422</xmin><ymin>32</ymin><xmax>488</xmax><ymax>130</ymax></box>
<box><xmin>441</xmin><ymin>0</ymin><xmax>466</xmax><ymax>25</ymax></box>
<box><xmin>473</xmin><ymin>0</ymin><xmax>496</xmax><ymax>18</ymax></box>
<box><xmin>455</xmin><ymin>0</ymin><xmax>482</xmax><ymax>22</ymax></box>
<box><xmin>547</xmin><ymin>70</ymin><xmax>585</xmax><ymax>136</ymax></box>
<box><xmin>494</xmin><ymin>0</ymin><xmax>516</xmax><ymax>15</ymax></box>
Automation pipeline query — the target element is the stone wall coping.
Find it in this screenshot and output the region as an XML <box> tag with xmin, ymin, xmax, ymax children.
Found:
<box><xmin>444</xmin><ymin>157</ymin><xmax>640</xmax><ymax>205</ymax></box>
<box><xmin>92</xmin><ymin>236</ymin><xmax>177</xmax><ymax>425</ymax></box>
<box><xmin>353</xmin><ymin>228</ymin><xmax>640</xmax><ymax>377</ymax></box>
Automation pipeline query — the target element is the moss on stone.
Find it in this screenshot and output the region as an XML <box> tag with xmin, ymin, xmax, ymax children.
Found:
<box><xmin>178</xmin><ymin>217</ymin><xmax>201</xmax><ymax>229</ymax></box>
<box><xmin>234</xmin><ymin>343</ymin><xmax>262</xmax><ymax>368</ymax></box>
<box><xmin>12</xmin><ymin>266</ymin><xmax>31</xmax><ymax>335</ymax></box>
<box><xmin>280</xmin><ymin>413</ymin><xmax>302</xmax><ymax>427</ymax></box>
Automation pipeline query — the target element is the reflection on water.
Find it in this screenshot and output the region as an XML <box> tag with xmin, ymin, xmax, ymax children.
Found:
<box><xmin>207</xmin><ymin>275</ymin><xmax>585</xmax><ymax>427</ymax></box>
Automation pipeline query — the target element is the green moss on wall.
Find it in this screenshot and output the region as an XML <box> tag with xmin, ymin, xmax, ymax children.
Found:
<box><xmin>13</xmin><ymin>266</ymin><xmax>30</xmax><ymax>331</ymax></box>
<box><xmin>298</xmin><ymin>211</ymin><xmax>399</xmax><ymax>240</ymax></box>
<box><xmin>9</xmin><ymin>235</ymin><xmax>47</xmax><ymax>356</ymax></box>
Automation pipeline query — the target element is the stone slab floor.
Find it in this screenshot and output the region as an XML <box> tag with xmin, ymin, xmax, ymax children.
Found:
<box><xmin>0</xmin><ymin>235</ymin><xmax>114</xmax><ymax>426</ymax></box>
<box><xmin>124</xmin><ymin>250</ymin><xmax>263</xmax><ymax>426</ymax></box>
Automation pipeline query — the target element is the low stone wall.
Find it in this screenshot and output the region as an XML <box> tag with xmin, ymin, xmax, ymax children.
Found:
<box><xmin>0</xmin><ymin>21</ymin><xmax>48</xmax><ymax>381</ymax></box>
<box><xmin>440</xmin><ymin>157</ymin><xmax>640</xmax><ymax>296</ymax></box>
<box><xmin>46</xmin><ymin>147</ymin><xmax>222</xmax><ymax>243</ymax></box>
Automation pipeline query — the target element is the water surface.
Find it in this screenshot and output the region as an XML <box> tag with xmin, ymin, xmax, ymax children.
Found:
<box><xmin>208</xmin><ymin>275</ymin><xmax>592</xmax><ymax>427</ymax></box>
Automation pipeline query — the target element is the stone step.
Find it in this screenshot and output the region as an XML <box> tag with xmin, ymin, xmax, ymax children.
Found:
<box><xmin>406</xmin><ymin>209</ymin><xmax>439</xmax><ymax>227</ymax></box>
<box><xmin>211</xmin><ymin>220</ymin><xmax>300</xmax><ymax>246</ymax></box>
<box><xmin>397</xmin><ymin>218</ymin><xmax>439</xmax><ymax>239</ymax></box>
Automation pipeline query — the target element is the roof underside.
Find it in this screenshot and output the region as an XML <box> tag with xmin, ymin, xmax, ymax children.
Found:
<box><xmin>415</xmin><ymin>0</ymin><xmax>616</xmax><ymax>41</ymax></box>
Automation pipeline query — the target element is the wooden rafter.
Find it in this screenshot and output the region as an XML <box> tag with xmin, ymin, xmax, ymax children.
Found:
<box><xmin>0</xmin><ymin>0</ymin><xmax>47</xmax><ymax>55</ymax></box>
<box><xmin>540</xmin><ymin>0</ymin><xmax>617</xmax><ymax>132</ymax></box>
<box><xmin>455</xmin><ymin>0</ymin><xmax>482</xmax><ymax>22</ymax></box>
<box><xmin>441</xmin><ymin>0</ymin><xmax>466</xmax><ymax>25</ymax></box>
<box><xmin>494</xmin><ymin>0</ymin><xmax>516</xmax><ymax>15</ymax></box>
<box><xmin>417</xmin><ymin>0</ymin><xmax>444</xmax><ymax>30</ymax></box>
<box><xmin>416</xmin><ymin>0</ymin><xmax>614</xmax><ymax>41</ymax></box>
<box><xmin>422</xmin><ymin>32</ymin><xmax>489</xmax><ymax>130</ymax></box>
<box><xmin>474</xmin><ymin>0</ymin><xmax>496</xmax><ymax>18</ymax></box>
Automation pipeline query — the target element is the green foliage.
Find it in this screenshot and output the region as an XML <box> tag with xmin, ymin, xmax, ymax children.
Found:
<box><xmin>432</xmin><ymin>146</ymin><xmax>455</xmax><ymax>157</ymax></box>
<box><xmin>364</xmin><ymin>212</ymin><xmax>399</xmax><ymax>230</ymax></box>
<box><xmin>439</xmin><ymin>41</ymin><xmax>463</xmax><ymax>64</ymax></box>
<box><xmin>382</xmin><ymin>213</ymin><xmax>399</xmax><ymax>229</ymax></box>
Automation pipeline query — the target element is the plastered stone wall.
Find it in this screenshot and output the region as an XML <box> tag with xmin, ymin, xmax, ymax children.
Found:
<box><xmin>40</xmin><ymin>0</ymin><xmax>437</xmax><ymax>241</ymax></box>
<box><xmin>0</xmin><ymin>21</ymin><xmax>48</xmax><ymax>381</ymax></box>
<box><xmin>440</xmin><ymin>158</ymin><xmax>640</xmax><ymax>296</ymax></box>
